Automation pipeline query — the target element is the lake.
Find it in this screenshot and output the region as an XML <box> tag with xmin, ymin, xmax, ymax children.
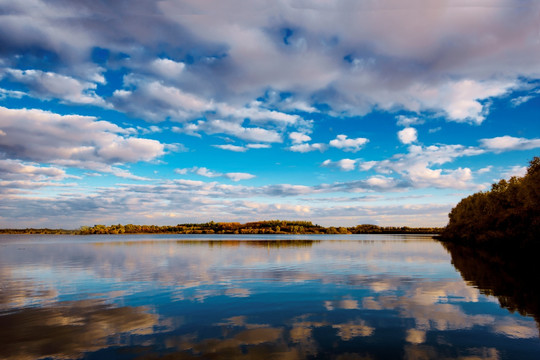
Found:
<box><xmin>0</xmin><ymin>234</ymin><xmax>538</xmax><ymax>359</ymax></box>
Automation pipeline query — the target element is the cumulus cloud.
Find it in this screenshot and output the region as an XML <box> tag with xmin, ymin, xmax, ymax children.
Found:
<box><xmin>396</xmin><ymin>115</ymin><xmax>423</xmax><ymax>127</ymax></box>
<box><xmin>510</xmin><ymin>89</ymin><xmax>540</xmax><ymax>107</ymax></box>
<box><xmin>287</xmin><ymin>130</ymin><xmax>327</xmax><ymax>152</ymax></box>
<box><xmin>477</xmin><ymin>166</ymin><xmax>493</xmax><ymax>174</ymax></box>
<box><xmin>0</xmin><ymin>159</ymin><xmax>67</xmax><ymax>181</ymax></box>
<box><xmin>212</xmin><ymin>144</ymin><xmax>248</xmax><ymax>152</ymax></box>
<box><xmin>202</xmin><ymin>120</ymin><xmax>282</xmax><ymax>143</ymax></box>
<box><xmin>0</xmin><ymin>88</ymin><xmax>26</xmax><ymax>100</ymax></box>
<box><xmin>3</xmin><ymin>69</ymin><xmax>105</xmax><ymax>105</ymax></box>
<box><xmin>217</xmin><ymin>101</ymin><xmax>300</xmax><ymax>125</ymax></box>
<box><xmin>0</xmin><ymin>159</ymin><xmax>74</xmax><ymax>194</ymax></box>
<box><xmin>211</xmin><ymin>143</ymin><xmax>271</xmax><ymax>152</ymax></box>
<box><xmin>194</xmin><ymin>167</ymin><xmax>221</xmax><ymax>178</ymax></box>
<box><xmin>364</xmin><ymin>144</ymin><xmax>485</xmax><ymax>189</ymax></box>
<box><xmin>225</xmin><ymin>172</ymin><xmax>256</xmax><ymax>181</ymax></box>
<box><xmin>398</xmin><ymin>127</ymin><xmax>418</xmax><ymax>144</ymax></box>
<box><xmin>111</xmin><ymin>78</ymin><xmax>212</xmax><ymax>122</ymax></box>
<box><xmin>289</xmin><ymin>132</ymin><xmax>312</xmax><ymax>144</ymax></box>
<box><xmin>150</xmin><ymin>58</ymin><xmax>186</xmax><ymax>78</ymax></box>
<box><xmin>322</xmin><ymin>159</ymin><xmax>358</xmax><ymax>171</ymax></box>
<box><xmin>289</xmin><ymin>143</ymin><xmax>326</xmax><ymax>153</ymax></box>
<box><xmin>479</xmin><ymin>135</ymin><xmax>540</xmax><ymax>152</ymax></box>
<box><xmin>0</xmin><ymin>0</ymin><xmax>535</xmax><ymax>126</ymax></box>
<box><xmin>174</xmin><ymin>166</ymin><xmax>255</xmax><ymax>182</ymax></box>
<box><xmin>501</xmin><ymin>165</ymin><xmax>527</xmax><ymax>179</ymax></box>
<box><xmin>110</xmin><ymin>75</ymin><xmax>301</xmax><ymax>142</ymax></box>
<box><xmin>175</xmin><ymin>118</ymin><xmax>283</xmax><ymax>143</ymax></box>
<box><xmin>0</xmin><ymin>107</ymin><xmax>165</xmax><ymax>177</ymax></box>
<box><xmin>329</xmin><ymin>135</ymin><xmax>369</xmax><ymax>152</ymax></box>
<box><xmin>246</xmin><ymin>143</ymin><xmax>271</xmax><ymax>149</ymax></box>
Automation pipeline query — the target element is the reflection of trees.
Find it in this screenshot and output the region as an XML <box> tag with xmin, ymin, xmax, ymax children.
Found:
<box><xmin>0</xmin><ymin>299</ymin><xmax>158</xmax><ymax>360</ymax></box>
<box><xmin>94</xmin><ymin>239</ymin><xmax>321</xmax><ymax>248</ymax></box>
<box><xmin>442</xmin><ymin>241</ymin><xmax>540</xmax><ymax>335</ymax></box>
<box><xmin>178</xmin><ymin>240</ymin><xmax>320</xmax><ymax>248</ymax></box>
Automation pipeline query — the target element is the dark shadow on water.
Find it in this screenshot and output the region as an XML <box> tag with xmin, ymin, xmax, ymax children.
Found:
<box><xmin>441</xmin><ymin>241</ymin><xmax>540</xmax><ymax>335</ymax></box>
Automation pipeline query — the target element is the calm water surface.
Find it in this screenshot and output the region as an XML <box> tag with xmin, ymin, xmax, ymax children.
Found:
<box><xmin>0</xmin><ymin>234</ymin><xmax>538</xmax><ymax>359</ymax></box>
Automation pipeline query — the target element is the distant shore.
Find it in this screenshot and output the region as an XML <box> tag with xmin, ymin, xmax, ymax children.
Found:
<box><xmin>0</xmin><ymin>221</ymin><xmax>442</xmax><ymax>235</ymax></box>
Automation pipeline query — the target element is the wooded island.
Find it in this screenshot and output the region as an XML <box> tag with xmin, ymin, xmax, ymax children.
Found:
<box><xmin>0</xmin><ymin>221</ymin><xmax>442</xmax><ymax>235</ymax></box>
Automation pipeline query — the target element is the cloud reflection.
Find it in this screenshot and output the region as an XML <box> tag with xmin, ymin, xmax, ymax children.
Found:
<box><xmin>0</xmin><ymin>299</ymin><xmax>159</xmax><ymax>360</ymax></box>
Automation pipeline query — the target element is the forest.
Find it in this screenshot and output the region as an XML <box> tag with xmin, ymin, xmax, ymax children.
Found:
<box><xmin>440</xmin><ymin>156</ymin><xmax>540</xmax><ymax>251</ymax></box>
<box><xmin>75</xmin><ymin>221</ymin><xmax>442</xmax><ymax>235</ymax></box>
<box><xmin>0</xmin><ymin>221</ymin><xmax>442</xmax><ymax>235</ymax></box>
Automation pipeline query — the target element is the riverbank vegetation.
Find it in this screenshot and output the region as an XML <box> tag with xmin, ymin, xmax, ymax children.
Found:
<box><xmin>0</xmin><ymin>221</ymin><xmax>442</xmax><ymax>235</ymax></box>
<box><xmin>440</xmin><ymin>156</ymin><xmax>540</xmax><ymax>251</ymax></box>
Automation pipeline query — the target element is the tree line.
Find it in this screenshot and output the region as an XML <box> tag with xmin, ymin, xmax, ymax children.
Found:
<box><xmin>440</xmin><ymin>156</ymin><xmax>540</xmax><ymax>251</ymax></box>
<box><xmin>77</xmin><ymin>221</ymin><xmax>441</xmax><ymax>235</ymax></box>
<box><xmin>0</xmin><ymin>220</ymin><xmax>442</xmax><ymax>235</ymax></box>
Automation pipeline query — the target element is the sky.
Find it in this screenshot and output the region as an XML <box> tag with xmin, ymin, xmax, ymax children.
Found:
<box><xmin>1</xmin><ymin>0</ymin><xmax>539</xmax><ymax>228</ymax></box>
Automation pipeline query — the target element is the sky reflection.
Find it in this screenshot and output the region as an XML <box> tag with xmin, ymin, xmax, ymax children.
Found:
<box><xmin>0</xmin><ymin>235</ymin><xmax>538</xmax><ymax>359</ymax></box>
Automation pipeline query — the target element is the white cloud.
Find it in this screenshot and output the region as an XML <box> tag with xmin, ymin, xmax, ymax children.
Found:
<box><xmin>396</xmin><ymin>115</ymin><xmax>423</xmax><ymax>127</ymax></box>
<box><xmin>174</xmin><ymin>166</ymin><xmax>255</xmax><ymax>182</ymax></box>
<box><xmin>4</xmin><ymin>69</ymin><xmax>104</xmax><ymax>105</ymax></box>
<box><xmin>171</xmin><ymin>124</ymin><xmax>202</xmax><ymax>138</ymax></box>
<box><xmin>480</xmin><ymin>135</ymin><xmax>540</xmax><ymax>152</ymax></box>
<box><xmin>0</xmin><ymin>159</ymin><xmax>67</xmax><ymax>181</ymax></box>
<box><xmin>112</xmin><ymin>78</ymin><xmax>212</xmax><ymax>122</ymax></box>
<box><xmin>212</xmin><ymin>144</ymin><xmax>248</xmax><ymax>152</ymax></box>
<box><xmin>224</xmin><ymin>172</ymin><xmax>256</xmax><ymax>181</ymax></box>
<box><xmin>510</xmin><ymin>89</ymin><xmax>540</xmax><ymax>107</ymax></box>
<box><xmin>289</xmin><ymin>143</ymin><xmax>327</xmax><ymax>153</ymax></box>
<box><xmin>150</xmin><ymin>58</ymin><xmax>185</xmax><ymax>78</ymax></box>
<box><xmin>212</xmin><ymin>143</ymin><xmax>272</xmax><ymax>152</ymax></box>
<box><xmin>501</xmin><ymin>165</ymin><xmax>527</xmax><ymax>179</ymax></box>
<box><xmin>367</xmin><ymin>144</ymin><xmax>485</xmax><ymax>189</ymax></box>
<box><xmin>194</xmin><ymin>167</ymin><xmax>221</xmax><ymax>178</ymax></box>
<box><xmin>322</xmin><ymin>159</ymin><xmax>358</xmax><ymax>171</ymax></box>
<box><xmin>0</xmin><ymin>88</ymin><xmax>26</xmax><ymax>100</ymax></box>
<box><xmin>246</xmin><ymin>143</ymin><xmax>271</xmax><ymax>149</ymax></box>
<box><xmin>289</xmin><ymin>132</ymin><xmax>312</xmax><ymax>144</ymax></box>
<box><xmin>137</xmin><ymin>125</ymin><xmax>163</xmax><ymax>135</ymax></box>
<box><xmin>477</xmin><ymin>166</ymin><xmax>493</xmax><ymax>174</ymax></box>
<box><xmin>217</xmin><ymin>101</ymin><xmax>300</xmax><ymax>125</ymax></box>
<box><xmin>511</xmin><ymin>95</ymin><xmax>533</xmax><ymax>107</ymax></box>
<box><xmin>397</xmin><ymin>127</ymin><xmax>418</xmax><ymax>144</ymax></box>
<box><xmin>174</xmin><ymin>168</ymin><xmax>188</xmax><ymax>175</ymax></box>
<box><xmin>287</xmin><ymin>131</ymin><xmax>327</xmax><ymax>152</ymax></box>
<box><xmin>203</xmin><ymin>120</ymin><xmax>282</xmax><ymax>143</ymax></box>
<box><xmin>365</xmin><ymin>175</ymin><xmax>400</xmax><ymax>189</ymax></box>
<box><xmin>359</xmin><ymin>161</ymin><xmax>378</xmax><ymax>171</ymax></box>
<box><xmin>427</xmin><ymin>79</ymin><xmax>513</xmax><ymax>124</ymax></box>
<box><xmin>0</xmin><ymin>107</ymin><xmax>165</xmax><ymax>176</ymax></box>
<box><xmin>329</xmin><ymin>135</ymin><xmax>369</xmax><ymax>152</ymax></box>
<box><xmin>1</xmin><ymin>0</ymin><xmax>538</xmax><ymax>125</ymax></box>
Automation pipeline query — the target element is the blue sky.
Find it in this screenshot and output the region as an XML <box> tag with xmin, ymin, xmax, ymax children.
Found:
<box><xmin>1</xmin><ymin>0</ymin><xmax>539</xmax><ymax>228</ymax></box>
